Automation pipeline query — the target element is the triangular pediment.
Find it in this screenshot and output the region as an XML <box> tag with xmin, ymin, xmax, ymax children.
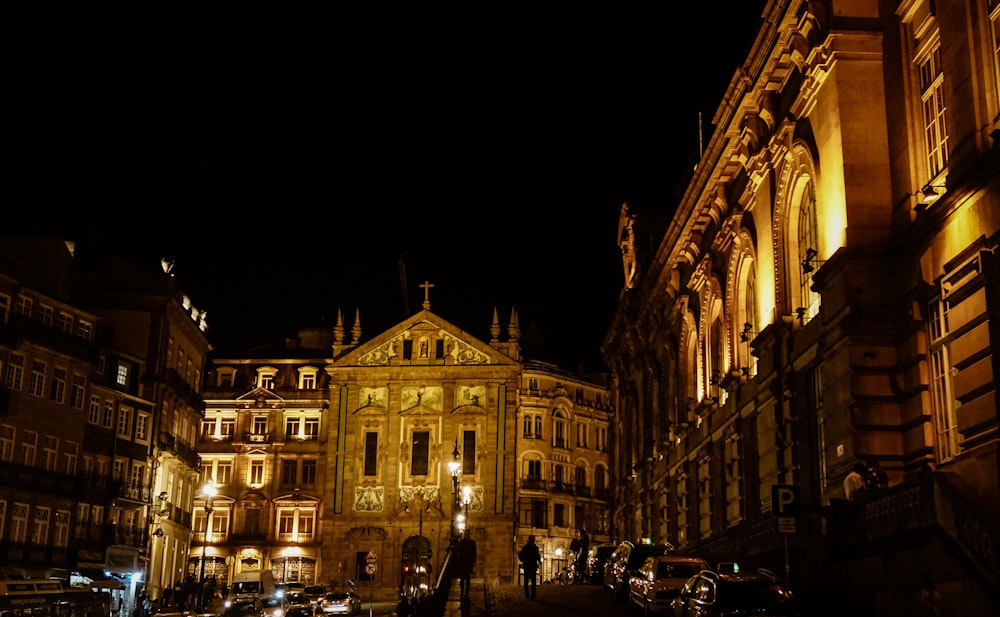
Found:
<box><xmin>235</xmin><ymin>387</ymin><xmax>285</xmax><ymax>408</ymax></box>
<box><xmin>335</xmin><ymin>309</ymin><xmax>519</xmax><ymax>368</ymax></box>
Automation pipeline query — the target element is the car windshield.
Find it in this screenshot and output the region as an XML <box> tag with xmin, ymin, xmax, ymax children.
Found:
<box><xmin>304</xmin><ymin>587</ymin><xmax>325</xmax><ymax>596</ymax></box>
<box><xmin>287</xmin><ymin>594</ymin><xmax>310</xmax><ymax>605</ymax></box>
<box><xmin>655</xmin><ymin>563</ymin><xmax>703</xmax><ymax>579</ymax></box>
<box><xmin>286</xmin><ymin>608</ymin><xmax>314</xmax><ymax>617</ymax></box>
<box><xmin>716</xmin><ymin>581</ymin><xmax>795</xmax><ymax>609</ymax></box>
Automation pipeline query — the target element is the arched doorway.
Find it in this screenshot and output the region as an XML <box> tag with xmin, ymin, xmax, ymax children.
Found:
<box><xmin>400</xmin><ymin>535</ymin><xmax>432</xmax><ymax>599</ymax></box>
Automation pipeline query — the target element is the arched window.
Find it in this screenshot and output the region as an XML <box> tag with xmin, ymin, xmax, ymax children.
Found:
<box><xmin>552</xmin><ymin>410</ymin><xmax>568</xmax><ymax>448</ymax></box>
<box><xmin>797</xmin><ymin>183</ymin><xmax>820</xmax><ymax>319</ymax></box>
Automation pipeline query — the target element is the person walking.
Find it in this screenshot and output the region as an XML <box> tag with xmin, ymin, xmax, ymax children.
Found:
<box><xmin>455</xmin><ymin>529</ymin><xmax>477</xmax><ymax>597</ymax></box>
<box><xmin>518</xmin><ymin>535</ymin><xmax>541</xmax><ymax>600</ymax></box>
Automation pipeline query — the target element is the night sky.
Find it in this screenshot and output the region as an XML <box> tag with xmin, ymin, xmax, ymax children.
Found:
<box><xmin>9</xmin><ymin>8</ymin><xmax>768</xmax><ymax>371</ymax></box>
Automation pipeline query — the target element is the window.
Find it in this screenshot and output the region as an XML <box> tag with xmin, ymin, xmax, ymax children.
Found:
<box><xmin>215</xmin><ymin>460</ymin><xmax>233</xmax><ymax>485</ymax></box>
<box><xmin>71</xmin><ymin>374</ymin><xmax>86</xmax><ymax>409</ymax></box>
<box><xmin>21</xmin><ymin>431</ymin><xmax>37</xmax><ymax>466</ymax></box>
<box><xmin>50</xmin><ymin>367</ymin><xmax>66</xmax><ymax>403</ymax></box>
<box><xmin>281</xmin><ymin>460</ymin><xmax>298</xmax><ymax>485</ymax></box>
<box><xmin>42</xmin><ymin>435</ymin><xmax>58</xmax><ymax>471</ymax></box>
<box><xmin>0</xmin><ymin>425</ymin><xmax>13</xmax><ymax>462</ymax></box>
<box><xmin>526</xmin><ymin>460</ymin><xmax>541</xmax><ymax>481</ymax></box>
<box><xmin>249</xmin><ymin>460</ymin><xmax>264</xmax><ymax>486</ymax></box>
<box><xmin>38</xmin><ymin>305</ymin><xmax>53</xmax><ymax>325</ymax></box>
<box><xmin>528</xmin><ymin>378</ymin><xmax>538</xmax><ymax>390</ymax></box>
<box><xmin>136</xmin><ymin>413</ymin><xmax>150</xmax><ymax>442</ymax></box>
<box><xmin>103</xmin><ymin>400</ymin><xmax>114</xmax><ymax>428</ymax></box>
<box><xmin>210</xmin><ymin>510</ymin><xmax>229</xmax><ymax>541</ymax></box>
<box><xmin>54</xmin><ymin>510</ymin><xmax>70</xmax><ymax>547</ymax></box>
<box><xmin>553</xmin><ymin>503</ymin><xmax>565</xmax><ymax>527</ymax></box>
<box><xmin>257</xmin><ymin>368</ymin><xmax>276</xmax><ymax>390</ymax></box>
<box><xmin>10</xmin><ymin>503</ymin><xmax>29</xmax><ymax>543</ymax></box>
<box><xmin>63</xmin><ymin>442</ymin><xmax>78</xmax><ymax>475</ymax></box>
<box><xmin>3</xmin><ymin>353</ymin><xmax>24</xmax><ymax>390</ymax></box>
<box><xmin>575</xmin><ymin>464</ymin><xmax>587</xmax><ymax>488</ymax></box>
<box><xmin>576</xmin><ymin>423</ymin><xmax>588</xmax><ymax>448</ymax></box>
<box><xmin>797</xmin><ymin>183</ymin><xmax>820</xmax><ymax>320</ymax></box>
<box><xmin>595</xmin><ymin>465</ymin><xmax>607</xmax><ymax>490</ymax></box>
<box><xmin>992</xmin><ymin>1</ymin><xmax>1000</xmax><ymax>102</ymax></box>
<box><xmin>278</xmin><ymin>511</ymin><xmax>295</xmax><ymax>536</ymax></box>
<box><xmin>303</xmin><ymin>417</ymin><xmax>319</xmax><ymax>440</ymax></box>
<box><xmin>77</xmin><ymin>320</ymin><xmax>93</xmax><ymax>341</ymax></box>
<box><xmin>113</xmin><ymin>458</ymin><xmax>127</xmax><ymax>481</ymax></box>
<box><xmin>130</xmin><ymin>462</ymin><xmax>145</xmax><ymax>491</ymax></box>
<box><xmin>115</xmin><ymin>362</ymin><xmax>129</xmax><ymax>388</ymax></box>
<box><xmin>14</xmin><ymin>296</ymin><xmax>32</xmax><ymax>317</ymax></box>
<box><xmin>518</xmin><ymin>497</ymin><xmax>547</xmax><ymax>528</ymax></box>
<box><xmin>918</xmin><ymin>45</ymin><xmax>948</xmax><ymax>178</ymax></box>
<box><xmin>298</xmin><ymin>512</ymin><xmax>314</xmax><ymax>538</ymax></box>
<box><xmin>462</xmin><ymin>430</ymin><xmax>476</xmax><ymax>476</ymax></box>
<box><xmin>0</xmin><ymin>294</ymin><xmax>9</xmax><ymax>323</ymax></box>
<box><xmin>364</xmin><ymin>432</ymin><xmax>378</xmax><ymax>476</ymax></box>
<box><xmin>217</xmin><ymin>367</ymin><xmax>236</xmax><ymax>388</ymax></box>
<box><xmin>89</xmin><ymin>396</ymin><xmax>101</xmax><ymax>424</ymax></box>
<box><xmin>29</xmin><ymin>360</ymin><xmax>46</xmax><ymax>397</ymax></box>
<box><xmin>285</xmin><ymin>417</ymin><xmax>300</xmax><ymax>439</ymax></box>
<box><xmin>118</xmin><ymin>406</ymin><xmax>133</xmax><ymax>437</ymax></box>
<box><xmin>56</xmin><ymin>312</ymin><xmax>73</xmax><ymax>333</ymax></box>
<box><xmin>301</xmin><ymin>460</ymin><xmax>317</xmax><ymax>486</ymax></box>
<box><xmin>929</xmin><ymin>296</ymin><xmax>960</xmax><ymax>462</ymax></box>
<box><xmin>298</xmin><ymin>368</ymin><xmax>317</xmax><ymax>390</ymax></box>
<box><xmin>220</xmin><ymin>418</ymin><xmax>236</xmax><ymax>438</ymax></box>
<box><xmin>553</xmin><ymin>412</ymin><xmax>567</xmax><ymax>448</ymax></box>
<box><xmin>411</xmin><ymin>430</ymin><xmax>430</xmax><ymax>476</ymax></box>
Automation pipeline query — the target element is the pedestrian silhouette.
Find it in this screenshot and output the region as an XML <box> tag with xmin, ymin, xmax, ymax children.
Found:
<box><xmin>455</xmin><ymin>529</ymin><xmax>477</xmax><ymax>596</ymax></box>
<box><xmin>518</xmin><ymin>535</ymin><xmax>541</xmax><ymax>600</ymax></box>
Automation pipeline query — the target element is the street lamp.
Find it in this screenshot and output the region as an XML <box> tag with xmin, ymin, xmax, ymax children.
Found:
<box><xmin>199</xmin><ymin>482</ymin><xmax>217</xmax><ymax>584</ymax></box>
<box><xmin>457</xmin><ymin>486</ymin><xmax>472</xmax><ymax>533</ymax></box>
<box><xmin>448</xmin><ymin>440</ymin><xmax>461</xmax><ymax>541</ymax></box>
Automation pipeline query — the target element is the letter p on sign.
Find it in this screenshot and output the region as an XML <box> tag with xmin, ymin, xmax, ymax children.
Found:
<box><xmin>771</xmin><ymin>484</ymin><xmax>801</xmax><ymax>516</ymax></box>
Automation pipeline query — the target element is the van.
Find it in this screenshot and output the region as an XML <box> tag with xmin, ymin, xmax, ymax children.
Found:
<box><xmin>227</xmin><ymin>571</ymin><xmax>276</xmax><ymax>605</ymax></box>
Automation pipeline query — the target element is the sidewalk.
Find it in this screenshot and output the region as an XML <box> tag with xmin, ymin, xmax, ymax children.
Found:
<box><xmin>444</xmin><ymin>578</ymin><xmax>608</xmax><ymax>617</ymax></box>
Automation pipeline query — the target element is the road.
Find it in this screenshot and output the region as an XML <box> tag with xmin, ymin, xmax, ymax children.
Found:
<box><xmin>484</xmin><ymin>582</ymin><xmax>626</xmax><ymax>617</ymax></box>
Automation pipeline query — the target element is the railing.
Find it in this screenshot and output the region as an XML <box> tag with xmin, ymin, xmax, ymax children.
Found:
<box><xmin>245</xmin><ymin>431</ymin><xmax>274</xmax><ymax>444</ymax></box>
<box><xmin>73</xmin><ymin>523</ymin><xmax>148</xmax><ymax>549</ymax></box>
<box><xmin>275</xmin><ymin>532</ymin><xmax>315</xmax><ymax>543</ymax></box>
<box><xmin>521</xmin><ymin>477</ymin><xmax>547</xmax><ymax>490</ymax></box>
<box><xmin>0</xmin><ymin>460</ymin><xmax>86</xmax><ymax>496</ymax></box>
<box><xmin>159</xmin><ymin>432</ymin><xmax>201</xmax><ymax>469</ymax></box>
<box><xmin>552</xmin><ymin>481</ymin><xmax>575</xmax><ymax>495</ymax></box>
<box><xmin>114</xmin><ymin>480</ymin><xmax>152</xmax><ymax>503</ymax></box>
<box><xmin>163</xmin><ymin>368</ymin><xmax>205</xmax><ymax>412</ymax></box>
<box><xmin>191</xmin><ymin>531</ymin><xmax>228</xmax><ymax>543</ymax></box>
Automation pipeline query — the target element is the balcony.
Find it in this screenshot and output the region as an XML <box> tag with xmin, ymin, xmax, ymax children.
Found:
<box><xmin>0</xmin><ymin>540</ymin><xmax>77</xmax><ymax>568</ymax></box>
<box><xmin>158</xmin><ymin>432</ymin><xmax>201</xmax><ymax>469</ymax></box>
<box><xmin>74</xmin><ymin>523</ymin><xmax>147</xmax><ymax>550</ymax></box>
<box><xmin>0</xmin><ymin>461</ymin><xmax>85</xmax><ymax>497</ymax></box>
<box><xmin>114</xmin><ymin>480</ymin><xmax>152</xmax><ymax>503</ymax></box>
<box><xmin>191</xmin><ymin>531</ymin><xmax>228</xmax><ymax>543</ymax></box>
<box><xmin>162</xmin><ymin>368</ymin><xmax>205</xmax><ymax>413</ymax></box>
<box><xmin>245</xmin><ymin>431</ymin><xmax>274</xmax><ymax>444</ymax></box>
<box><xmin>552</xmin><ymin>481</ymin><xmax>575</xmax><ymax>495</ymax></box>
<box><xmin>275</xmin><ymin>532</ymin><xmax>315</xmax><ymax>543</ymax></box>
<box><xmin>521</xmin><ymin>477</ymin><xmax>547</xmax><ymax>490</ymax></box>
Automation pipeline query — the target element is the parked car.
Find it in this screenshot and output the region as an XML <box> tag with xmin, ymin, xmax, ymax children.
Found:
<box><xmin>285</xmin><ymin>605</ymin><xmax>324</xmax><ymax>617</ymax></box>
<box><xmin>670</xmin><ymin>569</ymin><xmax>799</xmax><ymax>616</ymax></box>
<box><xmin>628</xmin><ymin>555</ymin><xmax>709</xmax><ymax>615</ymax></box>
<box><xmin>604</xmin><ymin>541</ymin><xmax>674</xmax><ymax>601</ymax></box>
<box><xmin>285</xmin><ymin>593</ymin><xmax>312</xmax><ymax>607</ymax></box>
<box><xmin>320</xmin><ymin>591</ymin><xmax>362</xmax><ymax>615</ymax></box>
<box><xmin>586</xmin><ymin>544</ymin><xmax>617</xmax><ymax>584</ymax></box>
<box><xmin>303</xmin><ymin>586</ymin><xmax>327</xmax><ymax>605</ymax></box>
<box><xmin>223</xmin><ymin>599</ymin><xmax>264</xmax><ymax>617</ymax></box>
<box><xmin>262</xmin><ymin>596</ymin><xmax>286</xmax><ymax>617</ymax></box>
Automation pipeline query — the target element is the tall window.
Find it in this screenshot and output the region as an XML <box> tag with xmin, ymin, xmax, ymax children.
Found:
<box><xmin>50</xmin><ymin>367</ymin><xmax>66</xmax><ymax>404</ymax></box>
<box><xmin>518</xmin><ymin>497</ymin><xmax>547</xmax><ymax>528</ymax></box>
<box><xmin>249</xmin><ymin>460</ymin><xmax>264</xmax><ymax>486</ymax></box>
<box><xmin>118</xmin><ymin>406</ymin><xmax>133</xmax><ymax>438</ymax></box>
<box><xmin>14</xmin><ymin>296</ymin><xmax>32</xmax><ymax>317</ymax></box>
<box><xmin>39</xmin><ymin>305</ymin><xmax>53</xmax><ymax>325</ymax></box>
<box><xmin>0</xmin><ymin>426</ymin><xmax>14</xmax><ymax>462</ymax></box>
<box><xmin>363</xmin><ymin>432</ymin><xmax>378</xmax><ymax>477</ymax></box>
<box><xmin>410</xmin><ymin>430</ymin><xmax>429</xmax><ymax>476</ymax></box>
<box><xmin>21</xmin><ymin>431</ymin><xmax>37</xmax><ymax>466</ymax></box>
<box><xmin>552</xmin><ymin>411</ymin><xmax>567</xmax><ymax>448</ymax></box>
<box><xmin>63</xmin><ymin>442</ymin><xmax>78</xmax><ymax>475</ymax></box>
<box><xmin>103</xmin><ymin>400</ymin><xmax>114</xmax><ymax>428</ymax></box>
<box><xmin>918</xmin><ymin>45</ymin><xmax>949</xmax><ymax>178</ymax></box>
<box><xmin>56</xmin><ymin>312</ymin><xmax>73</xmax><ymax>334</ymax></box>
<box><xmin>929</xmin><ymin>297</ymin><xmax>960</xmax><ymax>462</ymax></box>
<box><xmin>53</xmin><ymin>510</ymin><xmax>70</xmax><ymax>547</ymax></box>
<box><xmin>303</xmin><ymin>417</ymin><xmax>319</xmax><ymax>440</ymax></box>
<box><xmin>462</xmin><ymin>430</ymin><xmax>476</xmax><ymax>476</ymax></box>
<box><xmin>281</xmin><ymin>460</ymin><xmax>298</xmax><ymax>485</ymax></box>
<box><xmin>10</xmin><ymin>503</ymin><xmax>29</xmax><ymax>543</ymax></box>
<box><xmin>71</xmin><ymin>374</ymin><xmax>86</xmax><ymax>409</ymax></box>
<box><xmin>28</xmin><ymin>360</ymin><xmax>45</xmax><ymax>397</ymax></box>
<box><xmin>115</xmin><ymin>362</ymin><xmax>129</xmax><ymax>388</ymax></box>
<box><xmin>526</xmin><ymin>460</ymin><xmax>542</xmax><ymax>480</ymax></box>
<box><xmin>301</xmin><ymin>460</ymin><xmax>317</xmax><ymax>486</ymax></box>
<box><xmin>42</xmin><ymin>436</ymin><xmax>58</xmax><ymax>471</ymax></box>
<box><xmin>991</xmin><ymin>1</ymin><xmax>1000</xmax><ymax>102</ymax></box>
<box><xmin>284</xmin><ymin>417</ymin><xmax>300</xmax><ymax>439</ymax></box>
<box><xmin>136</xmin><ymin>413</ymin><xmax>150</xmax><ymax>442</ymax></box>
<box><xmin>0</xmin><ymin>294</ymin><xmax>9</xmax><ymax>323</ymax></box>
<box><xmin>797</xmin><ymin>183</ymin><xmax>820</xmax><ymax>319</ymax></box>
<box><xmin>89</xmin><ymin>396</ymin><xmax>101</xmax><ymax>424</ymax></box>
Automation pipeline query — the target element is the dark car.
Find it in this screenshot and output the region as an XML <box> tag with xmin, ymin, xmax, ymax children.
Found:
<box><xmin>586</xmin><ymin>544</ymin><xmax>617</xmax><ymax>584</ymax></box>
<box><xmin>303</xmin><ymin>586</ymin><xmax>327</xmax><ymax>605</ymax></box>
<box><xmin>285</xmin><ymin>605</ymin><xmax>323</xmax><ymax>617</ymax></box>
<box><xmin>223</xmin><ymin>599</ymin><xmax>264</xmax><ymax>617</ymax></box>
<box><xmin>671</xmin><ymin>569</ymin><xmax>799</xmax><ymax>616</ymax></box>
<box><xmin>629</xmin><ymin>555</ymin><xmax>709</xmax><ymax>615</ymax></box>
<box><xmin>604</xmin><ymin>541</ymin><xmax>674</xmax><ymax>601</ymax></box>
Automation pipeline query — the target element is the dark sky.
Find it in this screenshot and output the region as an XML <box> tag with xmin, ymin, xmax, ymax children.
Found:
<box><xmin>9</xmin><ymin>9</ymin><xmax>768</xmax><ymax>371</ymax></box>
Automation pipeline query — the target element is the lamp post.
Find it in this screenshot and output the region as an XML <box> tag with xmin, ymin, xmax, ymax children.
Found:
<box><xmin>458</xmin><ymin>486</ymin><xmax>471</xmax><ymax>533</ymax></box>
<box><xmin>199</xmin><ymin>482</ymin><xmax>217</xmax><ymax>583</ymax></box>
<box><xmin>447</xmin><ymin>440</ymin><xmax>461</xmax><ymax>542</ymax></box>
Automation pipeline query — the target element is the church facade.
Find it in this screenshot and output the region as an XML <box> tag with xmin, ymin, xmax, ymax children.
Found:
<box><xmin>198</xmin><ymin>298</ymin><xmax>611</xmax><ymax>599</ymax></box>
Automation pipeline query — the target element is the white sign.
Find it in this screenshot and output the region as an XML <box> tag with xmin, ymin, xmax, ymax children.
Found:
<box><xmin>366</xmin><ymin>549</ymin><xmax>377</xmax><ymax>563</ymax></box>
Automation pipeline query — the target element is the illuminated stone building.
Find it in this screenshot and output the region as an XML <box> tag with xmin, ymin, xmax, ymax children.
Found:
<box><xmin>602</xmin><ymin>1</ymin><xmax>998</xmax><ymax>614</ymax></box>
<box><xmin>201</xmin><ymin>298</ymin><xmax>611</xmax><ymax>599</ymax></box>
<box><xmin>0</xmin><ymin>239</ymin><xmax>211</xmax><ymax>612</ymax></box>
<box><xmin>70</xmin><ymin>249</ymin><xmax>212</xmax><ymax>602</ymax></box>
